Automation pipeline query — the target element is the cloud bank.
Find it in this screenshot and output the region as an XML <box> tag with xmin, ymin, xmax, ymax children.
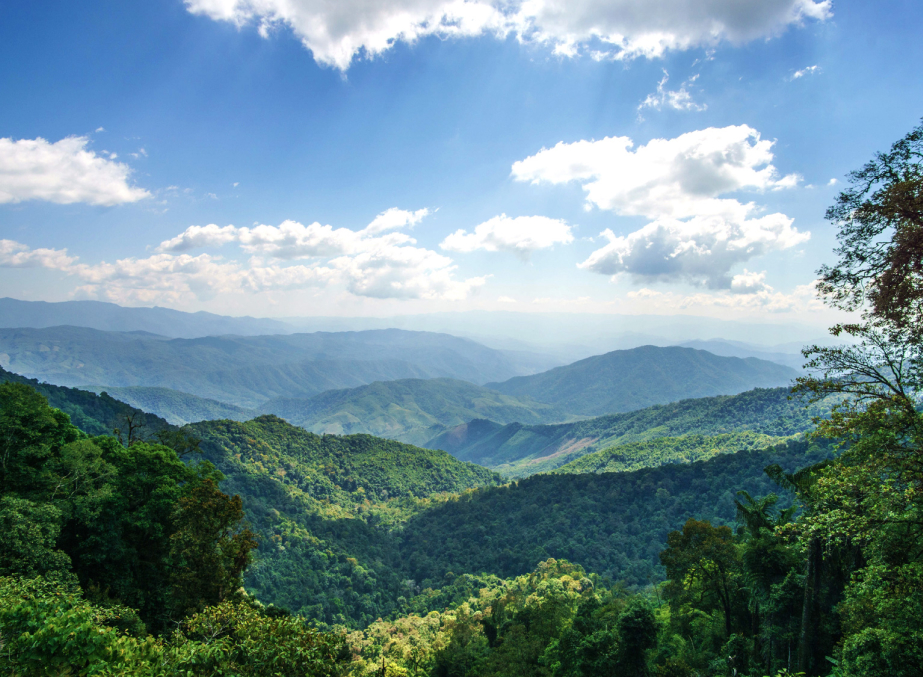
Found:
<box><xmin>0</xmin><ymin>136</ymin><xmax>150</xmax><ymax>205</ymax></box>
<box><xmin>440</xmin><ymin>214</ymin><xmax>573</xmax><ymax>259</ymax></box>
<box><xmin>185</xmin><ymin>0</ymin><xmax>831</xmax><ymax>70</ymax></box>
<box><xmin>513</xmin><ymin>125</ymin><xmax>808</xmax><ymax>289</ymax></box>
<box><xmin>1</xmin><ymin>209</ymin><xmax>484</xmax><ymax>305</ymax></box>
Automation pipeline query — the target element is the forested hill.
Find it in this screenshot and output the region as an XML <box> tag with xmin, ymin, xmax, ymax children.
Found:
<box><xmin>427</xmin><ymin>386</ymin><xmax>828</xmax><ymax>476</ymax></box>
<box><xmin>80</xmin><ymin>385</ymin><xmax>258</xmax><ymax>425</ymax></box>
<box><xmin>190</xmin><ymin>415</ymin><xmax>501</xmax><ymax>507</ymax></box>
<box><xmin>0</xmin><ymin>325</ymin><xmax>529</xmax><ymax>407</ymax></box>
<box><xmin>486</xmin><ymin>345</ymin><xmax>799</xmax><ymax>417</ymax></box>
<box><xmin>187</xmin><ymin>414</ymin><xmax>502</xmax><ymax>627</ymax></box>
<box><xmin>0</xmin><ymin>365</ymin><xmax>172</xmax><ymax>438</ymax></box>
<box><xmin>260</xmin><ymin>377</ymin><xmax>571</xmax><ymax>446</ymax></box>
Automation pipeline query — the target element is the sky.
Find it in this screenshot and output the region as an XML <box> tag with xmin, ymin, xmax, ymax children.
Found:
<box><xmin>1</xmin><ymin>0</ymin><xmax>921</xmax><ymax>329</ymax></box>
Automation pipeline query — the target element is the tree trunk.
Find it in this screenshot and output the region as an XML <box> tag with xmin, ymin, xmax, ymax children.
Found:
<box><xmin>797</xmin><ymin>538</ymin><xmax>822</xmax><ymax>673</ymax></box>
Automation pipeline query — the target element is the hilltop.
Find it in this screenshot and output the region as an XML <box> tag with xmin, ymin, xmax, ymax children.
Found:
<box><xmin>486</xmin><ymin>345</ymin><xmax>799</xmax><ymax>417</ymax></box>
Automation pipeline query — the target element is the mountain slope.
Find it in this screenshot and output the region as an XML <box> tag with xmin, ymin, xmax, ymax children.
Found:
<box><xmin>260</xmin><ymin>378</ymin><xmax>572</xmax><ymax>446</ymax></box>
<box><xmin>426</xmin><ymin>386</ymin><xmax>827</xmax><ymax>476</ymax></box>
<box><xmin>553</xmin><ymin>431</ymin><xmax>787</xmax><ymax>475</ymax></box>
<box><xmin>0</xmin><ymin>297</ymin><xmax>294</xmax><ymax>337</ymax></box>
<box><xmin>0</xmin><ymin>326</ymin><xmax>527</xmax><ymax>407</ymax></box>
<box><xmin>397</xmin><ymin>438</ymin><xmax>832</xmax><ymax>589</ymax></box>
<box><xmin>80</xmin><ymin>385</ymin><xmax>257</xmax><ymax>425</ymax></box>
<box><xmin>0</xmin><ymin>366</ymin><xmax>173</xmax><ymax>438</ymax></box>
<box><xmin>189</xmin><ymin>415</ymin><xmax>501</xmax><ymax>627</ymax></box>
<box><xmin>486</xmin><ymin>345</ymin><xmax>799</xmax><ymax>417</ymax></box>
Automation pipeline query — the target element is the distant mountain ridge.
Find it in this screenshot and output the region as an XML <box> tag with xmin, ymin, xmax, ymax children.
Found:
<box><xmin>0</xmin><ymin>297</ymin><xmax>295</xmax><ymax>337</ymax></box>
<box><xmin>486</xmin><ymin>345</ymin><xmax>799</xmax><ymax>417</ymax></box>
<box><xmin>0</xmin><ymin>326</ymin><xmax>529</xmax><ymax>408</ymax></box>
<box><xmin>260</xmin><ymin>377</ymin><xmax>573</xmax><ymax>446</ymax></box>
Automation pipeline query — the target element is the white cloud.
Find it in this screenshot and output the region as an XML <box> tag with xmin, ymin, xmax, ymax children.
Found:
<box><xmin>730</xmin><ymin>268</ymin><xmax>770</xmax><ymax>294</ymax></box>
<box><xmin>157</xmin><ymin>224</ymin><xmax>240</xmax><ymax>252</ymax></box>
<box><xmin>364</xmin><ymin>207</ymin><xmax>430</xmax><ymax>234</ymax></box>
<box><xmin>107</xmin><ymin>208</ymin><xmax>481</xmax><ymax>302</ymax></box>
<box><xmin>0</xmin><ymin>240</ymin><xmax>76</xmax><ymax>269</ymax></box>
<box><xmin>578</xmin><ymin>209</ymin><xmax>808</xmax><ymax>289</ymax></box>
<box><xmin>497</xmin><ymin>296</ymin><xmax>516</xmax><ymax>303</ymax></box>
<box><xmin>789</xmin><ymin>64</ymin><xmax>820</xmax><ymax>80</ymax></box>
<box><xmin>331</xmin><ymin>244</ymin><xmax>486</xmax><ymax>300</ymax></box>
<box><xmin>0</xmin><ymin>136</ymin><xmax>150</xmax><ymax>206</ymax></box>
<box><xmin>827</xmin><ymin>178</ymin><xmax>838</xmax><ymax>186</ymax></box>
<box><xmin>512</xmin><ymin>125</ymin><xmax>800</xmax><ymax>218</ymax></box>
<box><xmin>638</xmin><ymin>70</ymin><xmax>706</xmax><ymax>114</ymax></box>
<box><xmin>185</xmin><ymin>0</ymin><xmax>831</xmax><ymax>70</ymax></box>
<box><xmin>513</xmin><ymin>125</ymin><xmax>808</xmax><ymax>288</ymax></box>
<box><xmin>440</xmin><ymin>214</ymin><xmax>574</xmax><ymax>259</ymax></box>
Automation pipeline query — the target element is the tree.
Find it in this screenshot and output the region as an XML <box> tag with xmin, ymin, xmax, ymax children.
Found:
<box><xmin>794</xmin><ymin>118</ymin><xmax>923</xmax><ymax>676</ymax></box>
<box><xmin>169</xmin><ymin>475</ymin><xmax>258</xmax><ymax>619</ymax></box>
<box><xmin>817</xmin><ymin>118</ymin><xmax>923</xmax><ymax>332</ymax></box>
<box><xmin>659</xmin><ymin>519</ymin><xmax>742</xmax><ymax>640</ymax></box>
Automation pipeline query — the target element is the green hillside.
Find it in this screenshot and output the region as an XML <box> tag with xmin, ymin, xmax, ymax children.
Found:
<box><xmin>427</xmin><ymin>386</ymin><xmax>828</xmax><ymax>476</ymax></box>
<box><xmin>0</xmin><ymin>365</ymin><xmax>172</xmax><ymax>438</ymax></box>
<box><xmin>486</xmin><ymin>345</ymin><xmax>799</xmax><ymax>416</ymax></box>
<box><xmin>397</xmin><ymin>437</ymin><xmax>832</xmax><ymax>588</ymax></box>
<box><xmin>81</xmin><ymin>385</ymin><xmax>258</xmax><ymax>425</ymax></box>
<box><xmin>188</xmin><ymin>415</ymin><xmax>501</xmax><ymax>627</ymax></box>
<box><xmin>553</xmin><ymin>431</ymin><xmax>788</xmax><ymax>475</ymax></box>
<box><xmin>0</xmin><ymin>326</ymin><xmax>528</xmax><ymax>407</ymax></box>
<box><xmin>261</xmin><ymin>377</ymin><xmax>572</xmax><ymax>446</ymax></box>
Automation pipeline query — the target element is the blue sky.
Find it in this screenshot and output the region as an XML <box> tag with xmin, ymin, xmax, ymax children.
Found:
<box><xmin>1</xmin><ymin>0</ymin><xmax>921</xmax><ymax>328</ymax></box>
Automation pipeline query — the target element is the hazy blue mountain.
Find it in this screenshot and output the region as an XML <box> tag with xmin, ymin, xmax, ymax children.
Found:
<box><xmin>426</xmin><ymin>386</ymin><xmax>828</xmax><ymax>476</ymax></box>
<box><xmin>486</xmin><ymin>345</ymin><xmax>799</xmax><ymax>417</ymax></box>
<box><xmin>675</xmin><ymin>339</ymin><xmax>805</xmax><ymax>370</ymax></box>
<box><xmin>0</xmin><ymin>326</ymin><xmax>527</xmax><ymax>407</ymax></box>
<box><xmin>0</xmin><ymin>297</ymin><xmax>295</xmax><ymax>337</ymax></box>
<box><xmin>80</xmin><ymin>385</ymin><xmax>258</xmax><ymax>425</ymax></box>
<box><xmin>260</xmin><ymin>377</ymin><xmax>573</xmax><ymax>446</ymax></box>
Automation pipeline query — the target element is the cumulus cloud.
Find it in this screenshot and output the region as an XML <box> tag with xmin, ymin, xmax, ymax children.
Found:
<box><xmin>512</xmin><ymin>125</ymin><xmax>800</xmax><ymax>218</ymax></box>
<box><xmin>157</xmin><ymin>208</ymin><xmax>429</xmax><ymax>257</ymax></box>
<box><xmin>72</xmin><ymin>207</ymin><xmax>481</xmax><ymax>303</ymax></box>
<box><xmin>638</xmin><ymin>71</ymin><xmax>706</xmax><ymax>114</ymax></box>
<box><xmin>185</xmin><ymin>0</ymin><xmax>831</xmax><ymax>70</ymax></box>
<box><xmin>0</xmin><ymin>136</ymin><xmax>150</xmax><ymax>205</ymax></box>
<box><xmin>578</xmin><ymin>210</ymin><xmax>808</xmax><ymax>289</ymax></box>
<box><xmin>440</xmin><ymin>214</ymin><xmax>574</xmax><ymax>259</ymax></box>
<box><xmin>513</xmin><ymin>125</ymin><xmax>808</xmax><ymax>289</ymax></box>
<box><xmin>0</xmin><ymin>240</ymin><xmax>76</xmax><ymax>269</ymax></box>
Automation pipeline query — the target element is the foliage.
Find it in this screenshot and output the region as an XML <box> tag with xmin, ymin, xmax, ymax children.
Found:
<box><xmin>555</xmin><ymin>431</ymin><xmax>789</xmax><ymax>475</ymax></box>
<box><xmin>0</xmin><ymin>364</ymin><xmax>173</xmax><ymax>439</ymax></box>
<box><xmin>0</xmin><ymin>381</ymin><xmax>257</xmax><ymax>632</ymax></box>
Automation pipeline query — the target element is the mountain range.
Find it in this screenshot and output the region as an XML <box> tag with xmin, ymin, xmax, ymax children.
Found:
<box><xmin>0</xmin><ymin>326</ymin><xmax>532</xmax><ymax>407</ymax></box>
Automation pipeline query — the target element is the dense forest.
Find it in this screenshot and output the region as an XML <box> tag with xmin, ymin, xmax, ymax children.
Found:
<box><xmin>2</xmin><ymin>121</ymin><xmax>923</xmax><ymax>675</ymax></box>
